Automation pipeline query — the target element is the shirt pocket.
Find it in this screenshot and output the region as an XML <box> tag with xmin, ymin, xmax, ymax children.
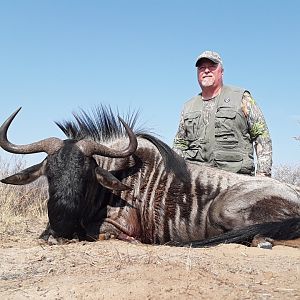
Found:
<box><xmin>183</xmin><ymin>111</ymin><xmax>201</xmax><ymax>141</ymax></box>
<box><xmin>215</xmin><ymin>108</ymin><xmax>238</xmax><ymax>146</ymax></box>
<box><xmin>215</xmin><ymin>132</ymin><xmax>239</xmax><ymax>148</ymax></box>
<box><xmin>214</xmin><ymin>151</ymin><xmax>243</xmax><ymax>172</ymax></box>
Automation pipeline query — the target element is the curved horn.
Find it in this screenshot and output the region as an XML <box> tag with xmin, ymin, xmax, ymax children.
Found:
<box><xmin>0</xmin><ymin>107</ymin><xmax>64</xmax><ymax>155</ymax></box>
<box><xmin>77</xmin><ymin>117</ymin><xmax>138</xmax><ymax>157</ymax></box>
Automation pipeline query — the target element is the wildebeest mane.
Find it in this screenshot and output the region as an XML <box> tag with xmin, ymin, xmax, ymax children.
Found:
<box><xmin>56</xmin><ymin>105</ymin><xmax>144</xmax><ymax>142</ymax></box>
<box><xmin>55</xmin><ymin>105</ymin><xmax>189</xmax><ymax>181</ymax></box>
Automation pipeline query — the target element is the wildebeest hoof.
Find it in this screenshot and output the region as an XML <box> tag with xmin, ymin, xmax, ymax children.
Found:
<box><xmin>47</xmin><ymin>235</ymin><xmax>59</xmax><ymax>245</ymax></box>
<box><xmin>252</xmin><ymin>235</ymin><xmax>274</xmax><ymax>249</ymax></box>
<box><xmin>45</xmin><ymin>235</ymin><xmax>78</xmax><ymax>245</ymax></box>
<box><xmin>97</xmin><ymin>232</ymin><xmax>117</xmax><ymax>241</ymax></box>
<box><xmin>257</xmin><ymin>241</ymin><xmax>273</xmax><ymax>250</ymax></box>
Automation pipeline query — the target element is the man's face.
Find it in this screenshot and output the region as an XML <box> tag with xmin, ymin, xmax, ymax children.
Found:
<box><xmin>197</xmin><ymin>58</ymin><xmax>223</xmax><ymax>89</ymax></box>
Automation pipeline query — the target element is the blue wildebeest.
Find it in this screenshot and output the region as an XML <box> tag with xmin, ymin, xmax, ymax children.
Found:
<box><xmin>1</xmin><ymin>106</ymin><xmax>300</xmax><ymax>248</ymax></box>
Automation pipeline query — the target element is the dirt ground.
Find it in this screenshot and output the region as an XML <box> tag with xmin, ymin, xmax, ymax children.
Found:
<box><xmin>0</xmin><ymin>218</ymin><xmax>299</xmax><ymax>300</ymax></box>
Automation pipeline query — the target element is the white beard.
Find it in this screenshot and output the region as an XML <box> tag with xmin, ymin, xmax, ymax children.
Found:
<box><xmin>201</xmin><ymin>77</ymin><xmax>214</xmax><ymax>87</ymax></box>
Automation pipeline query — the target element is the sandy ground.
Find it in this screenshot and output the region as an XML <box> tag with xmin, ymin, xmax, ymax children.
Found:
<box><xmin>0</xmin><ymin>218</ymin><xmax>299</xmax><ymax>300</ymax></box>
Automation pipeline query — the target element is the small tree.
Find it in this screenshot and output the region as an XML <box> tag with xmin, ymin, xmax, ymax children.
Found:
<box><xmin>273</xmin><ymin>164</ymin><xmax>300</xmax><ymax>186</ymax></box>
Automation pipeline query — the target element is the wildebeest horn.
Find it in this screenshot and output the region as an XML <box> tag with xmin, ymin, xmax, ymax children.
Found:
<box><xmin>76</xmin><ymin>117</ymin><xmax>138</xmax><ymax>157</ymax></box>
<box><xmin>0</xmin><ymin>107</ymin><xmax>64</xmax><ymax>155</ymax></box>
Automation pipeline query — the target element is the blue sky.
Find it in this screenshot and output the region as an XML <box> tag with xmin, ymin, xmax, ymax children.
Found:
<box><xmin>0</xmin><ymin>0</ymin><xmax>299</xmax><ymax>167</ymax></box>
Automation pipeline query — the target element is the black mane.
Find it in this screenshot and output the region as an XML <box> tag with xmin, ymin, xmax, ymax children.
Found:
<box><xmin>56</xmin><ymin>105</ymin><xmax>189</xmax><ymax>181</ymax></box>
<box><xmin>55</xmin><ymin>105</ymin><xmax>144</xmax><ymax>142</ymax></box>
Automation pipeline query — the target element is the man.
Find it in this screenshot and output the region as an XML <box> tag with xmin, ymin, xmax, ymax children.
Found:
<box><xmin>173</xmin><ymin>50</ymin><xmax>272</xmax><ymax>176</ymax></box>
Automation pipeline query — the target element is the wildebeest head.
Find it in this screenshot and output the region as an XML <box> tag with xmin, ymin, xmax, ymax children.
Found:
<box><xmin>0</xmin><ymin>107</ymin><xmax>137</xmax><ymax>239</ymax></box>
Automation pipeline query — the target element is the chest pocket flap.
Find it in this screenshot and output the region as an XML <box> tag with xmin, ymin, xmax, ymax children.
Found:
<box><xmin>215</xmin><ymin>108</ymin><xmax>237</xmax><ymax>133</ymax></box>
<box><xmin>215</xmin><ymin>108</ymin><xmax>236</xmax><ymax>119</ymax></box>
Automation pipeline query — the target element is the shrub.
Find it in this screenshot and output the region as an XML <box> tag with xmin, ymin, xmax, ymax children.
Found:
<box><xmin>272</xmin><ymin>164</ymin><xmax>300</xmax><ymax>186</ymax></box>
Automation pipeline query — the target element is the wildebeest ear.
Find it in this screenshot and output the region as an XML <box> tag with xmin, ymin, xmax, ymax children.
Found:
<box><xmin>95</xmin><ymin>167</ymin><xmax>132</xmax><ymax>191</ymax></box>
<box><xmin>1</xmin><ymin>160</ymin><xmax>47</xmax><ymax>185</ymax></box>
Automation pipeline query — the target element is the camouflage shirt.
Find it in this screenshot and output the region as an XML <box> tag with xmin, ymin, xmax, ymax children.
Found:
<box><xmin>173</xmin><ymin>91</ymin><xmax>272</xmax><ymax>176</ymax></box>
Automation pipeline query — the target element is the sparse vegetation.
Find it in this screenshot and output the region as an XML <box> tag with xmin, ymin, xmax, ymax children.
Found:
<box><xmin>0</xmin><ymin>155</ymin><xmax>48</xmax><ymax>225</ymax></box>
<box><xmin>272</xmin><ymin>164</ymin><xmax>300</xmax><ymax>186</ymax></box>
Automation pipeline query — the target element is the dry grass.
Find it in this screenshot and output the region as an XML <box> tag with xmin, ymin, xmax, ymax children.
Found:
<box><xmin>0</xmin><ymin>155</ymin><xmax>48</xmax><ymax>226</ymax></box>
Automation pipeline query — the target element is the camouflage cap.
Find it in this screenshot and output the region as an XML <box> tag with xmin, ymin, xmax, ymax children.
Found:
<box><xmin>195</xmin><ymin>50</ymin><xmax>223</xmax><ymax>67</ymax></box>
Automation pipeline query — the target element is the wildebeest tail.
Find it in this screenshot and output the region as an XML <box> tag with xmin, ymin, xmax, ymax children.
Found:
<box><xmin>179</xmin><ymin>217</ymin><xmax>300</xmax><ymax>248</ymax></box>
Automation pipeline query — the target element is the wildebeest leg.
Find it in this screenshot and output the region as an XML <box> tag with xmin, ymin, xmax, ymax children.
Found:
<box><xmin>103</xmin><ymin>218</ymin><xmax>141</xmax><ymax>243</ymax></box>
<box><xmin>251</xmin><ymin>235</ymin><xmax>273</xmax><ymax>249</ymax></box>
<box><xmin>82</xmin><ymin>221</ymin><xmax>102</xmax><ymax>241</ymax></box>
<box><xmin>39</xmin><ymin>223</ymin><xmax>66</xmax><ymax>245</ymax></box>
<box><xmin>39</xmin><ymin>223</ymin><xmax>53</xmax><ymax>241</ymax></box>
<box><xmin>204</xmin><ymin>190</ymin><xmax>243</xmax><ymax>238</ymax></box>
<box><xmin>97</xmin><ymin>230</ymin><xmax>140</xmax><ymax>243</ymax></box>
<box><xmin>98</xmin><ymin>207</ymin><xmax>142</xmax><ymax>243</ymax></box>
<box><xmin>206</xmin><ymin>180</ymin><xmax>300</xmax><ymax>243</ymax></box>
<box><xmin>39</xmin><ymin>222</ymin><xmax>83</xmax><ymax>244</ymax></box>
<box><xmin>83</xmin><ymin>221</ymin><xmax>126</xmax><ymax>242</ymax></box>
<box><xmin>272</xmin><ymin>238</ymin><xmax>300</xmax><ymax>248</ymax></box>
<box><xmin>117</xmin><ymin>232</ymin><xmax>141</xmax><ymax>244</ymax></box>
<box><xmin>252</xmin><ymin>236</ymin><xmax>300</xmax><ymax>249</ymax></box>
